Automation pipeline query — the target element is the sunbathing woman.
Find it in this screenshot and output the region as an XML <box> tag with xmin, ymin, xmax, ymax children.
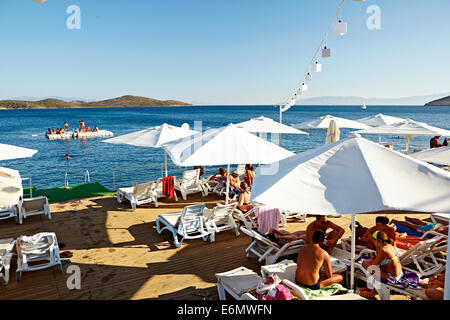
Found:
<box><xmin>236</xmin><ymin>182</ymin><xmax>253</xmax><ymax>213</ymax></box>
<box><xmin>267</xmin><ymin>229</ymin><xmax>307</xmax><ymax>246</ymax></box>
<box><xmin>419</xmin><ymin>272</ymin><xmax>445</xmax><ymax>300</ymax></box>
<box><xmin>391</xmin><ymin>216</ymin><xmax>448</xmax><ymax>236</ymax></box>
<box><xmin>361</xmin><ymin>216</ymin><xmax>396</xmax><ymax>250</ymax></box>
<box><xmin>362</xmin><ymin>231</ymin><xmax>403</xmax><ymax>282</ymax></box>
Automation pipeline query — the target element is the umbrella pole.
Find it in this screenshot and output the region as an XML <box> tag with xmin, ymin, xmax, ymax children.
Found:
<box><xmin>406</xmin><ymin>136</ymin><xmax>411</xmax><ymax>155</ymax></box>
<box><xmin>225</xmin><ymin>164</ymin><xmax>230</xmax><ymax>205</ymax></box>
<box><xmin>279</xmin><ymin>106</ymin><xmax>283</xmax><ymax>147</ymax></box>
<box><xmin>444</xmin><ymin>224</ymin><xmax>450</xmax><ymax>300</ymax></box>
<box><xmin>350</xmin><ymin>214</ymin><xmax>356</xmax><ymax>290</ymax></box>
<box><xmin>378</xmin><ymin>135</ymin><xmax>381</xmax><ymax>144</ymax></box>
<box><xmin>165</xmin><ymin>151</ymin><xmax>168</xmax><ymax>177</ymax></box>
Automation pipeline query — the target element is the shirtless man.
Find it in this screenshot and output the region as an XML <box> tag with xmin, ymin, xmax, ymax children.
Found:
<box><xmin>361</xmin><ymin>216</ymin><xmax>396</xmax><ymax>250</ymax></box>
<box><xmin>306</xmin><ymin>215</ymin><xmax>345</xmax><ymax>253</ymax></box>
<box><xmin>296</xmin><ymin>229</ymin><xmax>344</xmax><ymax>290</ymax></box>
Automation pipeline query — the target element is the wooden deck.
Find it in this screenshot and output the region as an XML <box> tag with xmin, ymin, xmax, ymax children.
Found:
<box><xmin>0</xmin><ymin>192</ymin><xmax>431</xmax><ymax>300</ymax></box>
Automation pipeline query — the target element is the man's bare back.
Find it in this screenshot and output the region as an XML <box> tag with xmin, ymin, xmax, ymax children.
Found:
<box><xmin>296</xmin><ymin>244</ymin><xmax>327</xmax><ymax>287</ymax></box>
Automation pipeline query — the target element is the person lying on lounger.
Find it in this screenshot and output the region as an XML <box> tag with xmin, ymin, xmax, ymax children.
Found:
<box><xmin>361</xmin><ymin>216</ymin><xmax>396</xmax><ymax>250</ymax></box>
<box><xmin>391</xmin><ymin>216</ymin><xmax>448</xmax><ymax>236</ymax></box>
<box><xmin>210</xmin><ymin>168</ymin><xmax>227</xmax><ymax>182</ymax></box>
<box><xmin>419</xmin><ymin>272</ymin><xmax>445</xmax><ymax>300</ymax></box>
<box><xmin>266</xmin><ymin>229</ymin><xmax>307</xmax><ymax>246</ymax></box>
<box><xmin>295</xmin><ymin>230</ymin><xmax>344</xmax><ymax>290</ymax></box>
<box><xmin>362</xmin><ymin>231</ymin><xmax>403</xmax><ymax>282</ymax></box>
<box><xmin>306</xmin><ymin>215</ymin><xmax>345</xmax><ymax>253</ymax></box>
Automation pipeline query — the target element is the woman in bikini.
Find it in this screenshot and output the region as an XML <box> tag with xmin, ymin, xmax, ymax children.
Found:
<box><xmin>237</xmin><ymin>182</ymin><xmax>253</xmax><ymax>213</ymax></box>
<box><xmin>362</xmin><ymin>230</ymin><xmax>403</xmax><ymax>282</ymax></box>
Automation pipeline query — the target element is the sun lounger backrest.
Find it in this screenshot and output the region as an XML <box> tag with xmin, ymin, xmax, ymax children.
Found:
<box><xmin>212</xmin><ymin>203</ymin><xmax>238</xmax><ymax>219</ymax></box>
<box><xmin>22</xmin><ymin>197</ymin><xmax>47</xmax><ymax>212</ymax></box>
<box><xmin>241</xmin><ymin>226</ymin><xmax>279</xmax><ymax>249</ymax></box>
<box><xmin>180</xmin><ymin>204</ymin><xmax>206</xmax><ymax>234</ymax></box>
<box><xmin>182</xmin><ymin>169</ymin><xmax>200</xmax><ymax>184</ymax></box>
<box><xmin>399</xmin><ymin>237</ymin><xmax>442</xmax><ymax>262</ymax></box>
<box><xmin>133</xmin><ymin>182</ymin><xmax>155</xmax><ymax>201</ymax></box>
<box><xmin>234</xmin><ymin>164</ymin><xmax>246</xmax><ymax>176</ymax></box>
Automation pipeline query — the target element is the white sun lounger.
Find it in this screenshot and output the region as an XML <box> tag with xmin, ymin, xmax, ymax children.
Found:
<box><xmin>175</xmin><ymin>169</ymin><xmax>208</xmax><ymax>200</ymax></box>
<box><xmin>233</xmin><ymin>207</ymin><xmax>259</xmax><ymax>230</ymax></box>
<box><xmin>203</xmin><ymin>203</ymin><xmax>240</xmax><ymax>242</ymax></box>
<box><xmin>240</xmin><ymin>226</ymin><xmax>306</xmax><ymax>265</ymax></box>
<box><xmin>155</xmin><ymin>204</ymin><xmax>211</xmax><ymax>248</ymax></box>
<box><xmin>117</xmin><ymin>181</ymin><xmax>156</xmax><ymax>211</ymax></box>
<box><xmin>0</xmin><ymin>205</ymin><xmax>21</xmax><ymax>224</ymax></box>
<box><xmin>20</xmin><ymin>196</ymin><xmax>51</xmax><ymax>221</ymax></box>
<box><xmin>0</xmin><ymin>238</ymin><xmax>16</xmax><ymax>285</ymax></box>
<box><xmin>16</xmin><ymin>232</ymin><xmax>62</xmax><ymax>281</ymax></box>
<box><xmin>430</xmin><ymin>213</ymin><xmax>450</xmax><ymax>224</ymax></box>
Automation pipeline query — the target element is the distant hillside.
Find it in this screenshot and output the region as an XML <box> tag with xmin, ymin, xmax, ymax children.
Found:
<box><xmin>0</xmin><ymin>95</ymin><xmax>192</xmax><ymax>109</ymax></box>
<box><xmin>425</xmin><ymin>96</ymin><xmax>450</xmax><ymax>106</ymax></box>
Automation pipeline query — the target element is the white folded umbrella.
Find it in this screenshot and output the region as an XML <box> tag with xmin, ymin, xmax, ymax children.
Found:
<box><xmin>325</xmin><ymin>120</ymin><xmax>340</xmax><ymax>144</ymax></box>
<box><xmin>251</xmin><ymin>134</ymin><xmax>450</xmax><ymax>292</ymax></box>
<box><xmin>410</xmin><ymin>146</ymin><xmax>450</xmax><ymax>166</ymax></box>
<box><xmin>293</xmin><ymin>115</ymin><xmax>371</xmax><ymax>130</ymax></box>
<box><xmin>162</xmin><ymin>124</ymin><xmax>295</xmax><ymax>203</ymax></box>
<box><xmin>0</xmin><ymin>143</ymin><xmax>38</xmax><ymax>161</ymax></box>
<box><xmin>103</xmin><ymin>123</ymin><xmax>198</xmax><ymax>176</ymax></box>
<box><xmin>0</xmin><ymin>167</ymin><xmax>23</xmax><ymax>207</ymax></box>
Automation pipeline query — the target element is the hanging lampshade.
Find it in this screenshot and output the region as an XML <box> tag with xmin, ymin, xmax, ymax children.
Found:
<box><xmin>301</xmin><ymin>83</ymin><xmax>308</xmax><ymax>92</ymax></box>
<box><xmin>322</xmin><ymin>46</ymin><xmax>331</xmax><ymax>58</ymax></box>
<box><xmin>306</xmin><ymin>73</ymin><xmax>312</xmax><ymax>81</ymax></box>
<box><xmin>334</xmin><ymin>20</ymin><xmax>348</xmax><ymax>35</ymax></box>
<box><xmin>312</xmin><ymin>62</ymin><xmax>322</xmax><ymax>72</ymax></box>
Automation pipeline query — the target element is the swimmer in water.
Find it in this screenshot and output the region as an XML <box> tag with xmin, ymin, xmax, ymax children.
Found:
<box><xmin>64</xmin><ymin>153</ymin><xmax>71</xmax><ymax>159</ymax></box>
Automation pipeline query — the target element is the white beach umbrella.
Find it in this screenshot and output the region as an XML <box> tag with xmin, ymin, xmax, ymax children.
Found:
<box><xmin>0</xmin><ymin>143</ymin><xmax>38</xmax><ymax>161</ymax></box>
<box><xmin>0</xmin><ymin>167</ymin><xmax>23</xmax><ymax>207</ymax></box>
<box><xmin>103</xmin><ymin>123</ymin><xmax>199</xmax><ymax>176</ymax></box>
<box><xmin>325</xmin><ymin>119</ymin><xmax>340</xmax><ymax>144</ymax></box>
<box><xmin>357</xmin><ymin>113</ymin><xmax>406</xmax><ymax>127</ymax></box>
<box><xmin>293</xmin><ymin>115</ymin><xmax>371</xmax><ymax>130</ymax></box>
<box><xmin>236</xmin><ymin>116</ymin><xmax>309</xmax><ymax>135</ymax></box>
<box><xmin>251</xmin><ymin>134</ymin><xmax>450</xmax><ymax>291</ymax></box>
<box><xmin>356</xmin><ymin>119</ymin><xmax>450</xmax><ymax>154</ymax></box>
<box><xmin>162</xmin><ymin>124</ymin><xmax>295</xmax><ymax>203</ymax></box>
<box><xmin>410</xmin><ymin>146</ymin><xmax>450</xmax><ymax>166</ymax></box>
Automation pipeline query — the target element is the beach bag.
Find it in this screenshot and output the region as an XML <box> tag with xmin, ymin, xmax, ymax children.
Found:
<box><xmin>256</xmin><ymin>275</ymin><xmax>294</xmax><ymax>300</ymax></box>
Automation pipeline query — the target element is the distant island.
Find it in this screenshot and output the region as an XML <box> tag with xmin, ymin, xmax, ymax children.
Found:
<box><xmin>0</xmin><ymin>95</ymin><xmax>192</xmax><ymax>109</ymax></box>
<box><xmin>425</xmin><ymin>96</ymin><xmax>450</xmax><ymax>106</ymax></box>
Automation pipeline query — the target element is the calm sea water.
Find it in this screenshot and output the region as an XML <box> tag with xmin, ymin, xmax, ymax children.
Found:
<box><xmin>1</xmin><ymin>105</ymin><xmax>449</xmax><ymax>190</ymax></box>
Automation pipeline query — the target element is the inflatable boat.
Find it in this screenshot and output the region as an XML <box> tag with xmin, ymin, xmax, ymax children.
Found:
<box><xmin>46</xmin><ymin>130</ymin><xmax>114</xmax><ymax>140</ymax></box>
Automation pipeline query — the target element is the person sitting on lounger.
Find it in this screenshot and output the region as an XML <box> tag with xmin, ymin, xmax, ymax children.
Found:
<box><xmin>306</xmin><ymin>215</ymin><xmax>345</xmax><ymax>253</ymax></box>
<box><xmin>210</xmin><ymin>168</ymin><xmax>227</xmax><ymax>182</ymax></box>
<box><xmin>391</xmin><ymin>216</ymin><xmax>448</xmax><ymax>236</ymax></box>
<box><xmin>349</xmin><ymin>221</ymin><xmax>369</xmax><ymax>246</ymax></box>
<box><xmin>245</xmin><ymin>164</ymin><xmax>256</xmax><ymax>187</ymax></box>
<box><xmin>229</xmin><ymin>173</ymin><xmax>241</xmax><ymax>194</ymax></box>
<box><xmin>419</xmin><ymin>272</ymin><xmax>445</xmax><ymax>300</ymax></box>
<box><xmin>295</xmin><ymin>229</ymin><xmax>344</xmax><ymax>290</ymax></box>
<box><xmin>362</xmin><ymin>231</ymin><xmax>403</xmax><ymax>282</ymax></box>
<box><xmin>236</xmin><ymin>182</ymin><xmax>253</xmax><ymax>213</ymax></box>
<box><xmin>361</xmin><ymin>216</ymin><xmax>396</xmax><ymax>250</ymax></box>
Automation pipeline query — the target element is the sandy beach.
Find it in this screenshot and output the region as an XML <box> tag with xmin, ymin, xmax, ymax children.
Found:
<box><xmin>0</xmin><ymin>192</ymin><xmax>433</xmax><ymax>300</ymax></box>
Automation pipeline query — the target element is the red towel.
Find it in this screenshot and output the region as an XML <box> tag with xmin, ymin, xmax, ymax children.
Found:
<box><xmin>162</xmin><ymin>176</ymin><xmax>175</xmax><ymax>198</ymax></box>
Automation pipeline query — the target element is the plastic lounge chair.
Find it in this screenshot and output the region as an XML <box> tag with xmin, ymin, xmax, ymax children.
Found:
<box><xmin>21</xmin><ymin>196</ymin><xmax>51</xmax><ymax>221</ymax></box>
<box><xmin>233</xmin><ymin>207</ymin><xmax>259</xmax><ymax>230</ymax></box>
<box><xmin>116</xmin><ymin>181</ymin><xmax>156</xmax><ymax>211</ymax></box>
<box><xmin>430</xmin><ymin>213</ymin><xmax>450</xmax><ymax>224</ymax></box>
<box><xmin>0</xmin><ymin>205</ymin><xmax>21</xmax><ymax>224</ymax></box>
<box><xmin>153</xmin><ymin>177</ymin><xmax>179</xmax><ymax>207</ymax></box>
<box><xmin>175</xmin><ymin>169</ymin><xmax>207</xmax><ymax>200</ymax></box>
<box><xmin>155</xmin><ymin>204</ymin><xmax>210</xmax><ymax>248</ymax></box>
<box><xmin>16</xmin><ymin>232</ymin><xmax>62</xmax><ymax>281</ymax></box>
<box><xmin>240</xmin><ymin>226</ymin><xmax>306</xmax><ymax>265</ymax></box>
<box><xmin>203</xmin><ymin>203</ymin><xmax>240</xmax><ymax>242</ymax></box>
<box><xmin>280</xmin><ymin>209</ymin><xmax>307</xmax><ymax>226</ymax></box>
<box><xmin>0</xmin><ymin>238</ymin><xmax>16</xmax><ymax>285</ymax></box>
<box><xmin>216</xmin><ymin>266</ymin><xmax>263</xmax><ymax>300</ymax></box>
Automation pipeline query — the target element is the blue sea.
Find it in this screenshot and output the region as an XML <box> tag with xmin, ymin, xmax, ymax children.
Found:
<box><xmin>1</xmin><ymin>105</ymin><xmax>449</xmax><ymax>191</ymax></box>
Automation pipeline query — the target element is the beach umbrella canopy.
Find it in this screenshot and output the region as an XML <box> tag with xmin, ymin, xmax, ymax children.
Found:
<box><xmin>163</xmin><ymin>124</ymin><xmax>295</xmax><ymax>203</ymax></box>
<box><xmin>103</xmin><ymin>123</ymin><xmax>199</xmax><ymax>176</ymax></box>
<box><xmin>410</xmin><ymin>146</ymin><xmax>450</xmax><ymax>166</ymax></box>
<box><xmin>251</xmin><ymin>134</ymin><xmax>450</xmax><ymax>293</ymax></box>
<box><xmin>325</xmin><ymin>120</ymin><xmax>340</xmax><ymax>144</ymax></box>
<box><xmin>357</xmin><ymin>113</ymin><xmax>406</xmax><ymax>127</ymax></box>
<box><xmin>163</xmin><ymin>124</ymin><xmax>295</xmax><ymax>167</ymax></box>
<box><xmin>0</xmin><ymin>143</ymin><xmax>38</xmax><ymax>161</ymax></box>
<box><xmin>236</xmin><ymin>116</ymin><xmax>309</xmax><ymax>135</ymax></box>
<box><xmin>251</xmin><ymin>134</ymin><xmax>450</xmax><ymax>215</ymax></box>
<box><xmin>0</xmin><ymin>167</ymin><xmax>23</xmax><ymax>207</ymax></box>
<box><xmin>356</xmin><ymin>119</ymin><xmax>450</xmax><ymax>154</ymax></box>
<box><xmin>292</xmin><ymin>115</ymin><xmax>371</xmax><ymax>130</ymax></box>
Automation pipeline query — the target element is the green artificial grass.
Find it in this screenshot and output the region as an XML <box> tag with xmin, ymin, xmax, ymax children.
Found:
<box><xmin>23</xmin><ymin>183</ymin><xmax>114</xmax><ymax>203</ymax></box>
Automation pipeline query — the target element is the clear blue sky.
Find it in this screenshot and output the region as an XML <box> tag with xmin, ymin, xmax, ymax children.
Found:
<box><xmin>0</xmin><ymin>0</ymin><xmax>449</xmax><ymax>104</ymax></box>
